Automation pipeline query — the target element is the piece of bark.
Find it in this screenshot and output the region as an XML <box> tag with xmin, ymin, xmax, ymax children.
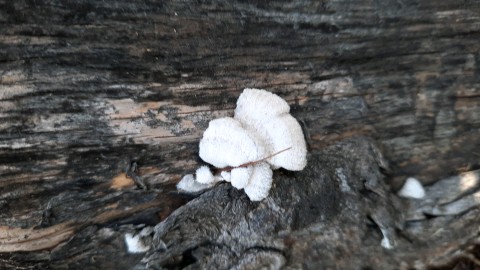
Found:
<box><xmin>406</xmin><ymin>170</ymin><xmax>480</xmax><ymax>220</ymax></box>
<box><xmin>131</xmin><ymin>138</ymin><xmax>477</xmax><ymax>269</ymax></box>
<box><xmin>141</xmin><ymin>137</ymin><xmax>401</xmax><ymax>269</ymax></box>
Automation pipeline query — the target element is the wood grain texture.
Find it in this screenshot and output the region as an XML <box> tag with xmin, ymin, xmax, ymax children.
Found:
<box><xmin>0</xmin><ymin>0</ymin><xmax>479</xmax><ymax>268</ymax></box>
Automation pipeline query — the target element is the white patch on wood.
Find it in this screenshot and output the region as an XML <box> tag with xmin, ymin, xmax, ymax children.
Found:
<box><xmin>124</xmin><ymin>233</ymin><xmax>150</xmax><ymax>253</ymax></box>
<box><xmin>459</xmin><ymin>171</ymin><xmax>480</xmax><ymax>192</ymax></box>
<box><xmin>380</xmin><ymin>228</ymin><xmax>395</xmax><ymax>250</ymax></box>
<box><xmin>0</xmin><ymin>85</ymin><xmax>34</xmax><ymax>99</ymax></box>
<box><xmin>381</xmin><ymin>236</ymin><xmax>394</xmax><ymax>250</ymax></box>
<box><xmin>398</xmin><ymin>177</ymin><xmax>425</xmax><ymax>199</ymax></box>
<box><xmin>177</xmin><ymin>174</ymin><xmax>213</xmax><ymax>193</ymax></box>
<box><xmin>335</xmin><ymin>168</ymin><xmax>351</xmax><ymax>192</ymax></box>
<box><xmin>0</xmin><ymin>141</ymin><xmax>36</xmax><ymax>149</ymax></box>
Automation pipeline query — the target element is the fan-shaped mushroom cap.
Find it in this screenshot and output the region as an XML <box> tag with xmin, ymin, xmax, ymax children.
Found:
<box><xmin>199</xmin><ymin>117</ymin><xmax>266</xmax><ymax>168</ymax></box>
<box><xmin>244</xmin><ymin>162</ymin><xmax>274</xmax><ymax>201</ymax></box>
<box><xmin>235</xmin><ymin>88</ymin><xmax>290</xmax><ymax>120</ymax></box>
<box><xmin>234</xmin><ymin>88</ymin><xmax>307</xmax><ymax>171</ymax></box>
<box><xmin>260</xmin><ymin>114</ymin><xmax>307</xmax><ymax>170</ymax></box>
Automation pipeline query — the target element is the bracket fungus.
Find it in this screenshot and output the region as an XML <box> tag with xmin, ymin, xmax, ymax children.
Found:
<box><xmin>177</xmin><ymin>88</ymin><xmax>307</xmax><ymax>201</ymax></box>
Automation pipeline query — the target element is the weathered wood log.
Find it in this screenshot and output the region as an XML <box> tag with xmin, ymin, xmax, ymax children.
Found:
<box><xmin>142</xmin><ymin>139</ymin><xmax>480</xmax><ymax>269</ymax></box>
<box><xmin>0</xmin><ymin>0</ymin><xmax>479</xmax><ymax>269</ymax></box>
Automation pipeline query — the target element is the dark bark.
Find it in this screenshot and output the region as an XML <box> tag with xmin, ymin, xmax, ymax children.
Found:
<box><xmin>0</xmin><ymin>0</ymin><xmax>479</xmax><ymax>269</ymax></box>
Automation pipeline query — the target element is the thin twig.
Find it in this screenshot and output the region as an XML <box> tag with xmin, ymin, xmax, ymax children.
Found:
<box><xmin>217</xmin><ymin>146</ymin><xmax>292</xmax><ymax>172</ymax></box>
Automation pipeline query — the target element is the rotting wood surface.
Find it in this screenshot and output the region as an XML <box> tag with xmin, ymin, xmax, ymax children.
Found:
<box><xmin>0</xmin><ymin>1</ymin><xmax>479</xmax><ymax>269</ymax></box>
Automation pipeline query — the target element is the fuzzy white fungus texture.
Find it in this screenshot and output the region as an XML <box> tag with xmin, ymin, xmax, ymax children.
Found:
<box><xmin>177</xmin><ymin>174</ymin><xmax>214</xmax><ymax>193</ymax></box>
<box><xmin>124</xmin><ymin>233</ymin><xmax>150</xmax><ymax>253</ymax></box>
<box><xmin>199</xmin><ymin>117</ymin><xmax>266</xmax><ymax>168</ymax></box>
<box><xmin>398</xmin><ymin>177</ymin><xmax>425</xmax><ymax>199</ymax></box>
<box><xmin>176</xmin><ymin>88</ymin><xmax>308</xmax><ymax>201</ymax></box>
<box><xmin>195</xmin><ymin>165</ymin><xmax>215</xmax><ymax>184</ymax></box>
<box><xmin>235</xmin><ymin>89</ymin><xmax>307</xmax><ymax>171</ymax></box>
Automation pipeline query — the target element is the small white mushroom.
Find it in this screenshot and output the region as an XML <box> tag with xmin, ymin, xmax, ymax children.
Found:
<box><xmin>177</xmin><ymin>174</ymin><xmax>213</xmax><ymax>193</ymax></box>
<box><xmin>195</xmin><ymin>165</ymin><xmax>215</xmax><ymax>184</ymax></box>
<box><xmin>230</xmin><ymin>167</ymin><xmax>253</xmax><ymax>189</ymax></box>
<box><xmin>398</xmin><ymin>177</ymin><xmax>425</xmax><ymax>199</ymax></box>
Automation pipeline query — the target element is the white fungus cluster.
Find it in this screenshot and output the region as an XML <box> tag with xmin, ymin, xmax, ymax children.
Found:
<box><xmin>177</xmin><ymin>88</ymin><xmax>307</xmax><ymax>201</ymax></box>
